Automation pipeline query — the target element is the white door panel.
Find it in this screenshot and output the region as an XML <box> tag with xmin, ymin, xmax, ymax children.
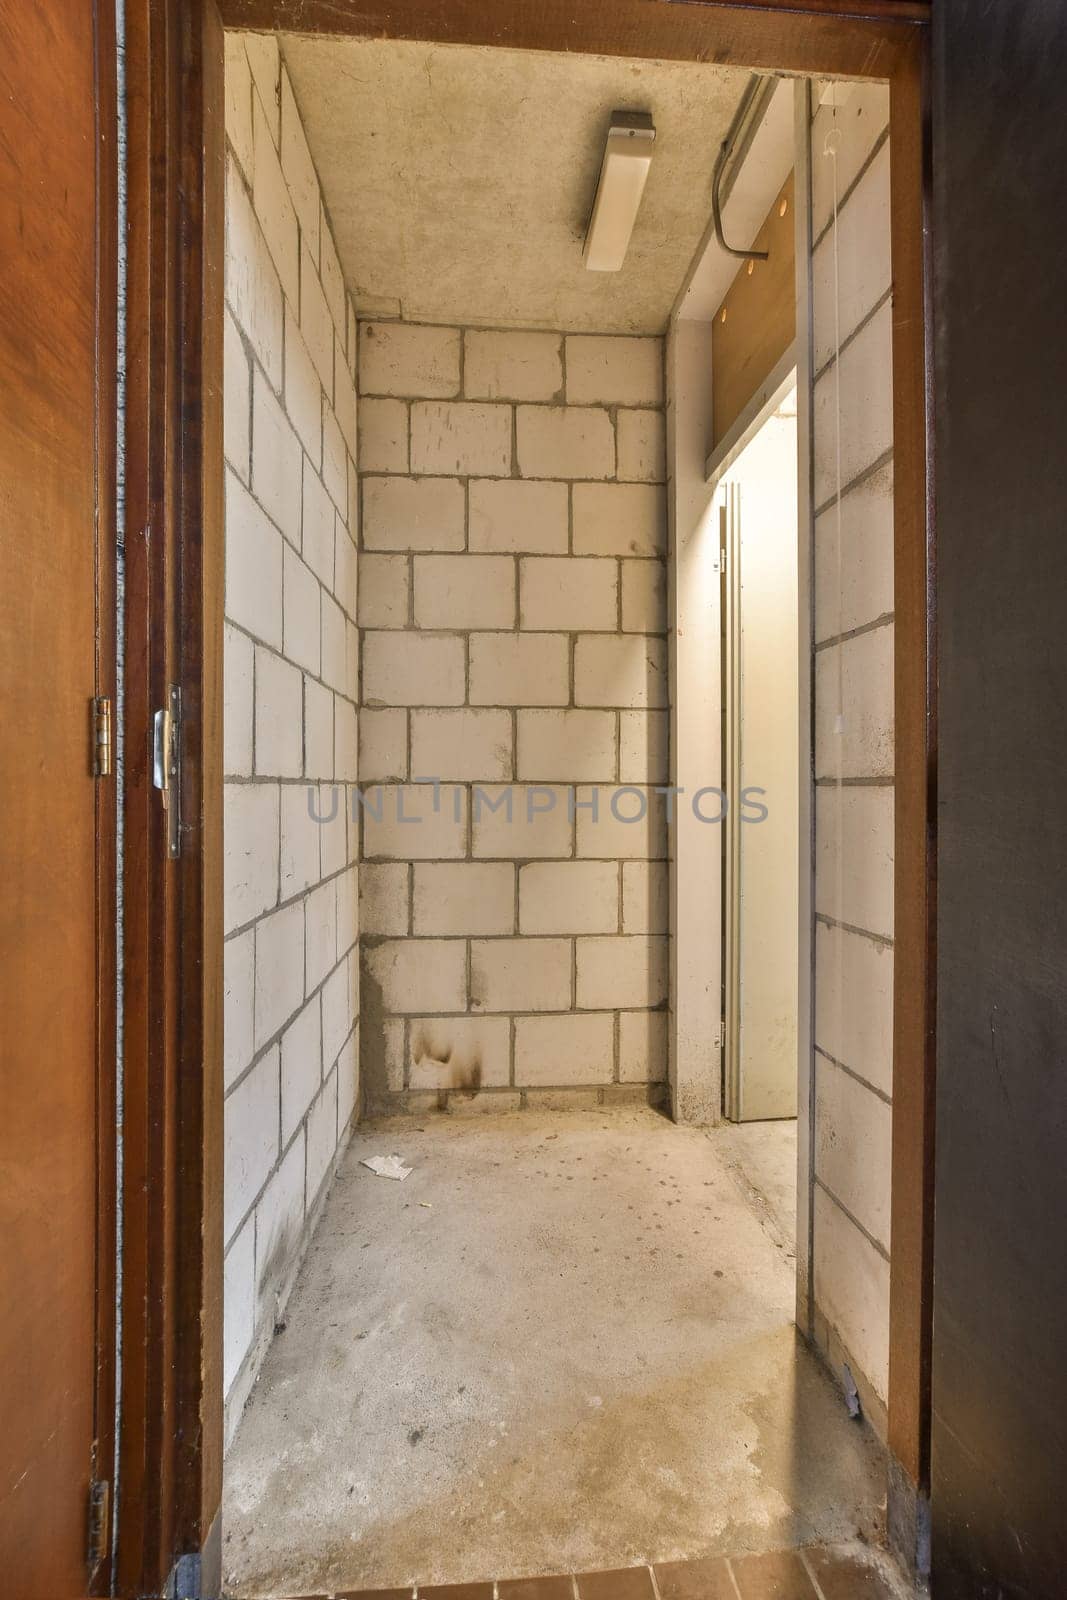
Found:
<box><xmin>722</xmin><ymin>398</ymin><xmax>799</xmax><ymax>1121</ymax></box>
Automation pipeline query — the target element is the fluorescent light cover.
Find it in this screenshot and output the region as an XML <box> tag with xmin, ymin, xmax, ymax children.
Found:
<box><xmin>583</xmin><ymin>112</ymin><xmax>656</xmax><ymax>273</ymax></box>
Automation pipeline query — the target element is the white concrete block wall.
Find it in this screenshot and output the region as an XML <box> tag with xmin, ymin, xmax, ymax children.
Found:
<box><xmin>223</xmin><ymin>32</ymin><xmax>360</xmax><ymax>1441</ymax></box>
<box><xmin>356</xmin><ymin>322</ymin><xmax>669</xmax><ymax>1113</ymax></box>
<box><xmin>806</xmin><ymin>83</ymin><xmax>894</xmax><ymax>1433</ymax></box>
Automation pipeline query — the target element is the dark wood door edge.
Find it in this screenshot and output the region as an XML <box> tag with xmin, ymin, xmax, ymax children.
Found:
<box><xmin>118</xmin><ymin>0</ymin><xmax>224</xmax><ymax>1591</ymax></box>
<box><xmin>174</xmin><ymin>0</ymin><xmax>227</xmax><ymax>1562</ymax></box>
<box><xmin>118</xmin><ymin>0</ymin><xmax>180</xmax><ymax>1582</ymax></box>
<box><xmin>118</xmin><ymin>3</ymin><xmax>934</xmax><ymax>1589</ymax></box>
<box><xmin>886</xmin><ymin>29</ymin><xmax>936</xmax><ymax>1496</ymax></box>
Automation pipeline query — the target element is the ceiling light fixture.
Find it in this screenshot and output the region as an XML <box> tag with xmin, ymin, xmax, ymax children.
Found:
<box><xmin>583</xmin><ymin>111</ymin><xmax>656</xmax><ymax>273</ymax></box>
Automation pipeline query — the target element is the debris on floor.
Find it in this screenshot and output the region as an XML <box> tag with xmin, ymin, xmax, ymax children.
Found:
<box><xmin>843</xmin><ymin>1363</ymin><xmax>862</xmax><ymax>1419</ymax></box>
<box><xmin>360</xmin><ymin>1154</ymin><xmax>413</xmax><ymax>1181</ymax></box>
<box><xmin>225</xmin><ymin>1111</ymin><xmax>885</xmax><ymax>1597</ymax></box>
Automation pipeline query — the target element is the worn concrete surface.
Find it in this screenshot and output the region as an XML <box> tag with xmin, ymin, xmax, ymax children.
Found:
<box><xmin>222</xmin><ymin>1109</ymin><xmax>885</xmax><ymax>1597</ymax></box>
<box><xmin>278</xmin><ymin>37</ymin><xmax>747</xmax><ymax>334</ymax></box>
<box><xmin>717</xmin><ymin>1119</ymin><xmax>799</xmax><ymax>1251</ymax></box>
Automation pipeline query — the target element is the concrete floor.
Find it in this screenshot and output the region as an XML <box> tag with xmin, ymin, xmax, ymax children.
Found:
<box><xmin>717</xmin><ymin>1119</ymin><xmax>798</xmax><ymax>1249</ymax></box>
<box><xmin>223</xmin><ymin>1108</ymin><xmax>885</xmax><ymax>1597</ymax></box>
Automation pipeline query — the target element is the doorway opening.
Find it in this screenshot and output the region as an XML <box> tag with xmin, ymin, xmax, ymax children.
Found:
<box><xmin>211</xmin><ymin>26</ymin><xmax>912</xmax><ymax>1596</ymax></box>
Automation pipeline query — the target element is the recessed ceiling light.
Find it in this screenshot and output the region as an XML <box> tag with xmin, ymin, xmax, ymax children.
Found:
<box><xmin>583</xmin><ymin>111</ymin><xmax>656</xmax><ymax>273</ymax></box>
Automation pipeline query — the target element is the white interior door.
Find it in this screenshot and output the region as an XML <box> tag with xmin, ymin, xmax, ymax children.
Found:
<box><xmin>721</xmin><ymin>397</ymin><xmax>799</xmax><ymax>1121</ymax></box>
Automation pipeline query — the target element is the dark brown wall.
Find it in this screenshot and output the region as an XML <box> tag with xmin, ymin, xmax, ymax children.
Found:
<box><xmin>931</xmin><ymin>2</ymin><xmax>1067</xmax><ymax>1595</ymax></box>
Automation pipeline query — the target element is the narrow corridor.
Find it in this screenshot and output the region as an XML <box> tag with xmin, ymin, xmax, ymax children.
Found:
<box><xmin>223</xmin><ymin>1110</ymin><xmax>884</xmax><ymax>1597</ymax></box>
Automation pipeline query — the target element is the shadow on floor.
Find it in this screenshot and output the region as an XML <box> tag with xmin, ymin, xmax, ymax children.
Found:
<box><xmin>223</xmin><ymin>1108</ymin><xmax>885</xmax><ymax>1597</ymax></box>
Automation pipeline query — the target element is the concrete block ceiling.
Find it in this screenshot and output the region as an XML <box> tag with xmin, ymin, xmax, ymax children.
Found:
<box><xmin>276</xmin><ymin>34</ymin><xmax>749</xmax><ymax>334</ymax></box>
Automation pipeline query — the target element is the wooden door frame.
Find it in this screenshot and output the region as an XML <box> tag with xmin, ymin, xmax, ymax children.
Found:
<box><xmin>91</xmin><ymin>1</ymin><xmax>121</xmax><ymax>1591</ymax></box>
<box><xmin>119</xmin><ymin>0</ymin><xmax>225</xmax><ymax>1593</ymax></box>
<box><xmin>118</xmin><ymin>1</ymin><xmax>933</xmax><ymax>1590</ymax></box>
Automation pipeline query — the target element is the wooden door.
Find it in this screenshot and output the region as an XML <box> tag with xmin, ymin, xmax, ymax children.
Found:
<box><xmin>932</xmin><ymin>1</ymin><xmax>1067</xmax><ymax>1593</ymax></box>
<box><xmin>0</xmin><ymin>4</ymin><xmax>116</xmax><ymax>1595</ymax></box>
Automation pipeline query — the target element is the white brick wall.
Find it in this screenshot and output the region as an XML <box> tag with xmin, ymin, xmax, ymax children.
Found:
<box><xmin>516</xmin><ymin>405</ymin><xmax>616</xmax><ymax>480</ymax></box>
<box><xmin>468</xmin><ymin>478</ymin><xmax>569</xmax><ymax>555</ymax></box>
<box><xmin>565</xmin><ymin>335</ymin><xmax>664</xmax><ymax>407</ymax></box>
<box><xmin>359</xmin><ymin>321</ymin><xmax>461</xmax><ymax>399</ymax></box>
<box><xmin>517</xmin><ymin>709</ymin><xmax>617</xmax><ymax>783</ymax></box>
<box><xmin>223</xmin><ymin>34</ymin><xmax>360</xmax><ymax>1439</ymax></box>
<box><xmin>469</xmin><ymin>634</ymin><xmax>569</xmax><ymax>707</ymax></box>
<box><xmin>806</xmin><ymin>84</ymin><xmax>895</xmax><ymax>1429</ymax></box>
<box><xmin>356</xmin><ymin>321</ymin><xmax>669</xmax><ymax>1113</ymax></box>
<box><xmin>520</xmin><ymin>556</ymin><xmax>618</xmax><ymax>632</ymax></box>
<box><xmin>410</xmin><ymin>401</ymin><xmax>513</xmax><ymax>477</ymax></box>
<box><xmin>412</xmin><ymin>555</ymin><xmax>516</xmax><ymax>630</ymax></box>
<box><xmin>464</xmin><ymin>329</ymin><xmax>563</xmax><ymax>402</ymax></box>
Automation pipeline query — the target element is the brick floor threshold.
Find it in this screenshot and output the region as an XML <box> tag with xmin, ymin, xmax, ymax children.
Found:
<box><xmin>262</xmin><ymin>1542</ymin><xmax>903</xmax><ymax>1600</ymax></box>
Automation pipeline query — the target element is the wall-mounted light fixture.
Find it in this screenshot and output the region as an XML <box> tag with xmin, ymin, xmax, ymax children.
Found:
<box><xmin>583</xmin><ymin>111</ymin><xmax>656</xmax><ymax>272</ymax></box>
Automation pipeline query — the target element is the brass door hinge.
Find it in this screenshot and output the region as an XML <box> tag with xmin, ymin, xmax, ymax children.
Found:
<box><xmin>87</xmin><ymin>1477</ymin><xmax>110</xmax><ymax>1574</ymax></box>
<box><xmin>92</xmin><ymin>696</ymin><xmax>112</xmax><ymax>777</ymax></box>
